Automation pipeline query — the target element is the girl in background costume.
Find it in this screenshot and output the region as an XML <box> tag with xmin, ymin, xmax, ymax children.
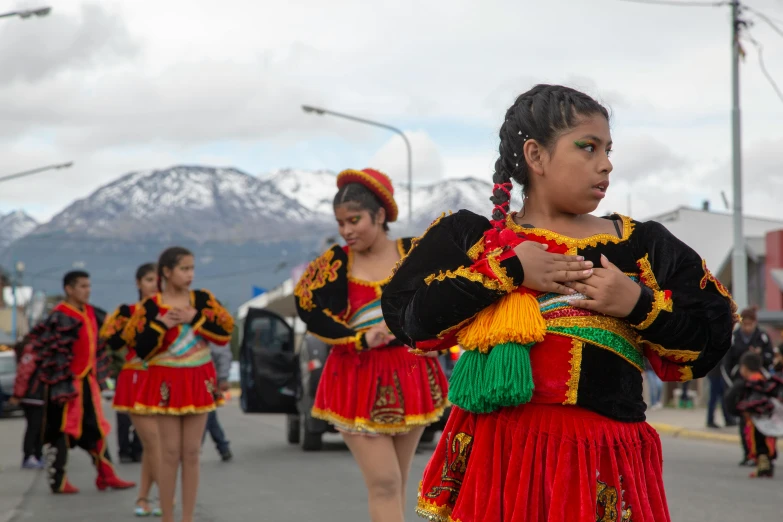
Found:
<box><xmin>295</xmin><ymin>169</ymin><xmax>449</xmax><ymax>522</ymax></box>
<box><xmin>382</xmin><ymin>85</ymin><xmax>736</xmax><ymax>522</ymax></box>
<box><xmin>101</xmin><ymin>263</ymin><xmax>162</xmax><ymax>516</ymax></box>
<box><xmin>122</xmin><ymin>247</ymin><xmax>233</xmax><ymax>522</ymax></box>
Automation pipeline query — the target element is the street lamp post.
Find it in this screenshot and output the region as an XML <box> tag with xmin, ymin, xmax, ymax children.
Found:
<box><xmin>10</xmin><ymin>261</ymin><xmax>25</xmax><ymax>342</ymax></box>
<box><xmin>301</xmin><ymin>105</ymin><xmax>413</xmax><ymax>229</ymax></box>
<box><xmin>0</xmin><ymin>162</ymin><xmax>73</xmax><ymax>184</ymax></box>
<box><xmin>0</xmin><ymin>7</ymin><xmax>51</xmax><ymax>20</ymax></box>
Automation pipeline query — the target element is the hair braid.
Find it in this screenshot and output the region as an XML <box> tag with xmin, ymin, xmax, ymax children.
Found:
<box><xmin>488</xmin><ymin>84</ymin><xmax>610</xmax><ymax>230</ymax></box>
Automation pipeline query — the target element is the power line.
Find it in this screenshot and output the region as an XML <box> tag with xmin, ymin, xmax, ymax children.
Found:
<box><xmin>744</xmin><ymin>31</ymin><xmax>783</xmax><ymax>103</ymax></box>
<box><xmin>618</xmin><ymin>0</ymin><xmax>727</xmax><ymax>6</ymax></box>
<box><xmin>745</xmin><ymin>6</ymin><xmax>783</xmax><ymax>38</ymax></box>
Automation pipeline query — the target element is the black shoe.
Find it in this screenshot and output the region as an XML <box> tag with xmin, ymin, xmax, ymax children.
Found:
<box><xmin>725</xmin><ymin>420</ymin><xmax>738</xmax><ymax>427</ymax></box>
<box><xmin>739</xmin><ymin>458</ymin><xmax>756</xmax><ymax>467</ymax></box>
<box><xmin>119</xmin><ymin>453</ymin><xmax>133</xmax><ymax>464</ymax></box>
<box><xmin>220</xmin><ymin>449</ymin><xmax>233</xmax><ymax>462</ymax></box>
<box><xmin>706</xmin><ymin>422</ymin><xmax>720</xmax><ymax>429</ymax></box>
<box><xmin>131</xmin><ymin>452</ymin><xmax>143</xmax><ymax>463</ymax></box>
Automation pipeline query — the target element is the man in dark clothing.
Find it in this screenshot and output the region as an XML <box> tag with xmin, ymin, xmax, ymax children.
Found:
<box><xmin>706</xmin><ymin>350</ymin><xmax>735</xmax><ymax>429</ymax></box>
<box><xmin>724</xmin><ymin>308</ymin><xmax>774</xmax><ymax>465</ymax></box>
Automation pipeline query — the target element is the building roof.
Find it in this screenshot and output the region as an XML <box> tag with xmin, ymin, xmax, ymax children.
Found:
<box><xmin>643</xmin><ymin>206</ymin><xmax>783</xmax><ymax>274</ymax></box>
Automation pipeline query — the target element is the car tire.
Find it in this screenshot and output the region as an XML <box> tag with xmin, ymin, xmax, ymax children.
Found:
<box><xmin>287</xmin><ymin>415</ymin><xmax>301</xmax><ymax>445</ymax></box>
<box><xmin>302</xmin><ymin>427</ymin><xmax>323</xmax><ymax>452</ymax></box>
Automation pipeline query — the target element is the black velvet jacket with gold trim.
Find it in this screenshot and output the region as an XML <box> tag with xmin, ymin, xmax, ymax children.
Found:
<box><xmin>294</xmin><ymin>238</ymin><xmax>414</xmax><ymax>352</ymax></box>
<box><xmin>381</xmin><ymin>210</ymin><xmax>736</xmax><ymax>422</ymax></box>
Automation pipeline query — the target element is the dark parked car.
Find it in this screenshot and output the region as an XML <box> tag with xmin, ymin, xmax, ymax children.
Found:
<box><xmin>0</xmin><ymin>347</ymin><xmax>20</xmax><ymax>416</ymax></box>
<box><xmin>238</xmin><ymin>306</ymin><xmax>457</xmax><ymax>451</ymax></box>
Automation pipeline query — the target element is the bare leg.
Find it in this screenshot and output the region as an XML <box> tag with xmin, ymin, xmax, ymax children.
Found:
<box><xmin>130</xmin><ymin>414</ymin><xmax>161</xmax><ymax>511</ymax></box>
<box><xmin>392</xmin><ymin>426</ymin><xmax>425</xmax><ymax>512</ymax></box>
<box><xmin>157</xmin><ymin>416</ymin><xmax>183</xmax><ymax>522</ymax></box>
<box><xmin>180</xmin><ymin>413</ymin><xmax>208</xmax><ymax>522</ymax></box>
<box><xmin>342</xmin><ymin>433</ymin><xmax>404</xmax><ymax>522</ymax></box>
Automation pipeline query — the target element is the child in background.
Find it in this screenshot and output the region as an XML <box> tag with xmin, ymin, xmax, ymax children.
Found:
<box><xmin>726</xmin><ymin>351</ymin><xmax>782</xmax><ymax>478</ymax></box>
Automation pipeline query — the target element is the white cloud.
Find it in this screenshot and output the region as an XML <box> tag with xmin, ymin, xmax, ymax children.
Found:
<box><xmin>0</xmin><ymin>0</ymin><xmax>782</xmax><ymax>222</ymax></box>
<box><xmin>368</xmin><ymin>132</ymin><xmax>445</xmax><ymax>186</ymax></box>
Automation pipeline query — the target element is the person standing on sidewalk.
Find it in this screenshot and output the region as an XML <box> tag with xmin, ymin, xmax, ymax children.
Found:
<box><xmin>706</xmin><ymin>349</ymin><xmax>736</xmax><ymax>429</ymax></box>
<box><xmin>9</xmin><ymin>334</ymin><xmax>45</xmax><ymax>469</ymax></box>
<box><xmin>202</xmin><ymin>343</ymin><xmax>233</xmax><ymax>461</ymax></box>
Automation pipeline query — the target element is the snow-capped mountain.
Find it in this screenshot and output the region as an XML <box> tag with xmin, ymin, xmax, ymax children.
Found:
<box><xmin>262</xmin><ymin>168</ymin><xmax>523</xmax><ymax>231</ymax></box>
<box><xmin>0</xmin><ymin>210</ymin><xmax>38</xmax><ymax>249</ymax></box>
<box><xmin>32</xmin><ymin>166</ymin><xmax>321</xmax><ymax>242</ymax></box>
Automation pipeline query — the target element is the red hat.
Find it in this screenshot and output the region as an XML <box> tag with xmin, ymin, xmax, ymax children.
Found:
<box><xmin>336</xmin><ymin>168</ymin><xmax>399</xmax><ymax>223</ymax></box>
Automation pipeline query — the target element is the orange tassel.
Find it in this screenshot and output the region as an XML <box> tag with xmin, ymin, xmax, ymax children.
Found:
<box><xmin>457</xmin><ymin>291</ymin><xmax>546</xmax><ymax>353</ymax></box>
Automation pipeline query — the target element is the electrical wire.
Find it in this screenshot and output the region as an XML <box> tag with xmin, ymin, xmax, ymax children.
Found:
<box><xmin>744</xmin><ymin>31</ymin><xmax>783</xmax><ymax>104</ymax></box>
<box><xmin>745</xmin><ymin>5</ymin><xmax>783</xmax><ymax>39</ymax></box>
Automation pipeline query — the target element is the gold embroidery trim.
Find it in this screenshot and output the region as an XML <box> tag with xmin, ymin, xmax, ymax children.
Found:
<box><xmin>322</xmin><ymin>308</ymin><xmax>350</xmax><ymax>327</ymax></box>
<box><xmin>632</xmin><ymin>289</ymin><xmax>673</xmax><ymax>330</ymax></box>
<box><xmin>679</xmin><ymin>366</ymin><xmax>693</xmax><ymax>382</ymax></box>
<box><xmin>294</xmin><ymin>248</ymin><xmax>343</xmax><ymax>312</ymax></box>
<box><xmin>308</xmin><ymin>330</ymin><xmax>360</xmax><ymax>347</ymax></box>
<box><xmin>354</xmin><ymin>333</ymin><xmax>365</xmax><ymax>352</ymax></box>
<box><xmin>636</xmin><ymin>254</ymin><xmax>660</xmax><ymax>291</ymax></box>
<box><xmin>466</xmin><ymin>237</ymin><xmax>485</xmax><ymax>261</ymax></box>
<box><xmin>641</xmin><ymin>340</ymin><xmax>700</xmax><ymax>362</ymax></box>
<box><xmin>424</xmin><ymin>266</ymin><xmax>503</xmax><ymax>291</ymax></box>
<box><xmin>485</xmin><ymin>249</ymin><xmax>516</xmax><ymax>292</ymax></box>
<box><xmin>564</xmin><ymin>339</ymin><xmax>583</xmax><ymax>405</ymax></box>
<box><xmin>505</xmin><ymin>213</ymin><xmax>634</xmax><ymax>250</ymax></box>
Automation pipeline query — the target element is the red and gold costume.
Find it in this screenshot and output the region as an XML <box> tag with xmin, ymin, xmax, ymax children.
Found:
<box><xmin>382</xmin><ymin>210</ymin><xmax>737</xmax><ymax>521</ymax></box>
<box><xmin>100</xmin><ymin>303</ymin><xmax>149</xmax><ymax>413</ymax></box>
<box><xmin>16</xmin><ymin>302</ymin><xmax>132</xmax><ymax>493</ymax></box>
<box><xmin>295</xmin><ymin>168</ymin><xmax>448</xmax><ymax>435</ymax></box>
<box><xmin>121</xmin><ymin>290</ymin><xmax>233</xmax><ymax>415</ymax></box>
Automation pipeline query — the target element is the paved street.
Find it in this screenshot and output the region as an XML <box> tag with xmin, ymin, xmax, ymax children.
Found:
<box><xmin>1</xmin><ymin>400</ymin><xmax>781</xmax><ymax>521</ymax></box>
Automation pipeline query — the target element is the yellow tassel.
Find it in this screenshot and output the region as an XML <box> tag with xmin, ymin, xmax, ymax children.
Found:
<box><xmin>457</xmin><ymin>291</ymin><xmax>546</xmax><ymax>353</ymax></box>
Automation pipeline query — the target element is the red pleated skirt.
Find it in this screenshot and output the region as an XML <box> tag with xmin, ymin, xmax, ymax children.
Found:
<box><xmin>312</xmin><ymin>345</ymin><xmax>449</xmax><ymax>435</ymax></box>
<box><xmin>134</xmin><ymin>362</ymin><xmax>223</xmax><ymax>415</ymax></box>
<box><xmin>112</xmin><ymin>367</ymin><xmax>148</xmax><ymax>413</ymax></box>
<box><xmin>417</xmin><ymin>404</ymin><xmax>670</xmax><ymax>522</ymax></box>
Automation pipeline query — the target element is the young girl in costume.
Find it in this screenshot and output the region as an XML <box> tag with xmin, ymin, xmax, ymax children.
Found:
<box><xmin>382</xmin><ymin>84</ymin><xmax>736</xmax><ymax>522</ymax></box>
<box><xmin>101</xmin><ymin>263</ymin><xmax>162</xmax><ymax>516</ymax></box>
<box><xmin>122</xmin><ymin>247</ymin><xmax>233</xmax><ymax>522</ymax></box>
<box><xmin>295</xmin><ymin>168</ymin><xmax>449</xmax><ymax>522</ymax></box>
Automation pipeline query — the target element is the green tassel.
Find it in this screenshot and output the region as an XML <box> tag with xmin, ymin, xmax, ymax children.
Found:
<box><xmin>485</xmin><ymin>342</ymin><xmax>535</xmax><ymax>408</ymax></box>
<box><xmin>447</xmin><ymin>349</ymin><xmax>492</xmax><ymax>413</ymax></box>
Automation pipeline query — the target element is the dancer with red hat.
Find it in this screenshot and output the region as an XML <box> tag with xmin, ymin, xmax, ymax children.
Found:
<box><xmin>295</xmin><ymin>168</ymin><xmax>449</xmax><ymax>522</ymax></box>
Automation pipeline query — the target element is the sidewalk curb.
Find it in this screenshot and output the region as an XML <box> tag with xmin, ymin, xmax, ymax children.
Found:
<box><xmin>649</xmin><ymin>422</ymin><xmax>783</xmax><ymax>448</ymax></box>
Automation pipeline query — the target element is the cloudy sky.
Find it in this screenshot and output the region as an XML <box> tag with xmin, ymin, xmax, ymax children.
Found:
<box><xmin>1</xmin><ymin>0</ymin><xmax>782</xmax><ymax>223</ymax></box>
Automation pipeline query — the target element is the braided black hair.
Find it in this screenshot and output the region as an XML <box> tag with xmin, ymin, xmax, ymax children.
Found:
<box><xmin>333</xmin><ymin>183</ymin><xmax>390</xmax><ymax>232</ymax></box>
<box><xmin>490</xmin><ymin>84</ymin><xmax>610</xmax><ymax>224</ymax></box>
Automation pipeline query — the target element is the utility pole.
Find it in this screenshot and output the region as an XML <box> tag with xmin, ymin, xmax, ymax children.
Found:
<box><xmin>731</xmin><ymin>0</ymin><xmax>748</xmax><ymax>310</ymax></box>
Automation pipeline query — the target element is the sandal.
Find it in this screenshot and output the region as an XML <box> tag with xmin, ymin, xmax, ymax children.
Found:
<box><xmin>135</xmin><ymin>498</ymin><xmax>152</xmax><ymax>517</ymax></box>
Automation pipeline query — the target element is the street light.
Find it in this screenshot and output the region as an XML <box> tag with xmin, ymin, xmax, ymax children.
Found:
<box><xmin>302</xmin><ymin>105</ymin><xmax>414</xmax><ymax>229</ymax></box>
<box><xmin>10</xmin><ymin>261</ymin><xmax>25</xmax><ymax>342</ymax></box>
<box><xmin>0</xmin><ymin>161</ymin><xmax>73</xmax><ymax>184</ymax></box>
<box><xmin>0</xmin><ymin>7</ymin><xmax>51</xmax><ymax>20</ymax></box>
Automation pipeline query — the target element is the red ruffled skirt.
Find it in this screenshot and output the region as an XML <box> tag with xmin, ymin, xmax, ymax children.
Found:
<box><xmin>312</xmin><ymin>345</ymin><xmax>449</xmax><ymax>435</ymax></box>
<box><xmin>112</xmin><ymin>367</ymin><xmax>148</xmax><ymax>413</ymax></box>
<box><xmin>134</xmin><ymin>362</ymin><xmax>223</xmax><ymax>415</ymax></box>
<box><xmin>417</xmin><ymin>404</ymin><xmax>670</xmax><ymax>522</ymax></box>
